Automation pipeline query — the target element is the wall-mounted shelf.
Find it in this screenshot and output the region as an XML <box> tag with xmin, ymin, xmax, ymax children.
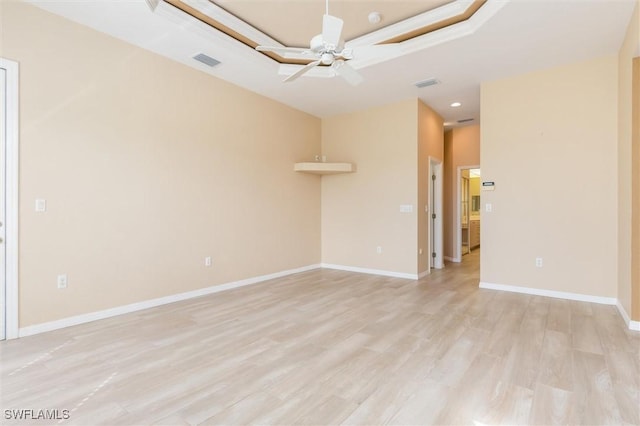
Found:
<box><xmin>294</xmin><ymin>162</ymin><xmax>355</xmax><ymax>175</ymax></box>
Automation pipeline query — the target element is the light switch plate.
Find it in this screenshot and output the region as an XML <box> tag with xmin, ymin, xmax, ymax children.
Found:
<box><xmin>57</xmin><ymin>274</ymin><xmax>67</xmax><ymax>289</ymax></box>
<box><xmin>400</xmin><ymin>204</ymin><xmax>413</xmax><ymax>213</ymax></box>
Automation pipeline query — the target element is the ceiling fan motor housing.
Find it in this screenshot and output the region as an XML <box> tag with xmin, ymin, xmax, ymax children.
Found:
<box><xmin>310</xmin><ymin>34</ymin><xmax>343</xmax><ymax>52</ymax></box>
<box><xmin>310</xmin><ymin>34</ymin><xmax>326</xmax><ymax>52</ymax></box>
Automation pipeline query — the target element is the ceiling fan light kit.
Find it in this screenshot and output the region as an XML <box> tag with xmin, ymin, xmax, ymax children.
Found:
<box><xmin>255</xmin><ymin>0</ymin><xmax>397</xmax><ymax>85</ymax></box>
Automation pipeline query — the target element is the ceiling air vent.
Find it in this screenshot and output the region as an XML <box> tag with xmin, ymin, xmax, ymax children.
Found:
<box><xmin>457</xmin><ymin>118</ymin><xmax>474</xmax><ymax>123</ymax></box>
<box><xmin>193</xmin><ymin>53</ymin><xmax>221</xmax><ymax>68</ymax></box>
<box><xmin>414</xmin><ymin>78</ymin><xmax>440</xmax><ymax>88</ymax></box>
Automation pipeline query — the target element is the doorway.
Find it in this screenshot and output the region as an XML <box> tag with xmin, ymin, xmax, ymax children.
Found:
<box><xmin>456</xmin><ymin>165</ymin><xmax>480</xmax><ymax>262</ymax></box>
<box><xmin>0</xmin><ymin>58</ymin><xmax>19</xmax><ymax>340</ymax></box>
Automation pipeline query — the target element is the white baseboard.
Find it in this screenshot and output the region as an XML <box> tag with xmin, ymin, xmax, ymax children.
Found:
<box><xmin>479</xmin><ymin>281</ymin><xmax>617</xmax><ymax>305</ymax></box>
<box><xmin>616</xmin><ymin>301</ymin><xmax>640</xmax><ymax>331</ymax></box>
<box><xmin>444</xmin><ymin>256</ymin><xmax>461</xmax><ymax>263</ymax></box>
<box><xmin>321</xmin><ymin>263</ymin><xmax>418</xmax><ymax>280</ymax></box>
<box><xmin>18</xmin><ymin>264</ymin><xmax>321</xmax><ymax>338</ymax></box>
<box><xmin>20</xmin><ymin>268</ymin><xmax>639</xmax><ymax>337</ymax></box>
<box><xmin>478</xmin><ymin>281</ymin><xmax>640</xmax><ymax>331</ymax></box>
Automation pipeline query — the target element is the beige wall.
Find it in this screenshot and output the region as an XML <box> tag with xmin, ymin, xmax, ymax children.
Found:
<box><xmin>481</xmin><ymin>55</ymin><xmax>619</xmax><ymax>298</ymax></box>
<box><xmin>417</xmin><ymin>101</ymin><xmax>444</xmax><ymax>274</ymax></box>
<box><xmin>2</xmin><ymin>1</ymin><xmax>321</xmax><ymax>327</ymax></box>
<box><xmin>443</xmin><ymin>125</ymin><xmax>480</xmax><ymax>259</ymax></box>
<box><xmin>321</xmin><ymin>99</ymin><xmax>419</xmax><ymax>275</ymax></box>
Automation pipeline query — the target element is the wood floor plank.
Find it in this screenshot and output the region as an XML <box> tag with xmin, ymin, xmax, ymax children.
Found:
<box><xmin>537</xmin><ymin>330</ymin><xmax>573</xmax><ymax>391</ymax></box>
<box><xmin>572</xmin><ymin>349</ymin><xmax>623</xmax><ymax>425</ymax></box>
<box><xmin>546</xmin><ymin>298</ymin><xmax>572</xmax><ymax>334</ymax></box>
<box><xmin>386</xmin><ymin>378</ymin><xmax>451</xmax><ymax>425</ymax></box>
<box><xmin>499</xmin><ymin>333</ymin><xmax>544</xmax><ymax>390</ymax></box>
<box><xmin>571</xmin><ymin>313</ymin><xmax>605</xmax><ymax>355</ymax></box>
<box><xmin>431</xmin><ymin>353</ymin><xmax>503</xmax><ymax>425</ymax></box>
<box><xmin>529</xmin><ymin>383</ymin><xmax>578</xmax><ymax>425</ymax></box>
<box><xmin>476</xmin><ymin>382</ymin><xmax>534</xmax><ymax>425</ymax></box>
<box><xmin>425</xmin><ymin>327</ymin><xmax>489</xmax><ymax>387</ymax></box>
<box><xmin>340</xmin><ymin>373</ymin><xmax>421</xmax><ymax>424</ymax></box>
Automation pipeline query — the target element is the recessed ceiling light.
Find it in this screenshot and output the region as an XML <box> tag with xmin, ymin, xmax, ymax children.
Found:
<box><xmin>450</xmin><ymin>102</ymin><xmax>462</xmax><ymax>108</ymax></box>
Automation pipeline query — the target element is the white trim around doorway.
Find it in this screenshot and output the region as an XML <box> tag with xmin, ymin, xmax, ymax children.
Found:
<box><xmin>1</xmin><ymin>58</ymin><xmax>20</xmax><ymax>340</ymax></box>
<box><xmin>454</xmin><ymin>164</ymin><xmax>480</xmax><ymax>263</ymax></box>
<box><xmin>429</xmin><ymin>157</ymin><xmax>444</xmax><ymax>270</ymax></box>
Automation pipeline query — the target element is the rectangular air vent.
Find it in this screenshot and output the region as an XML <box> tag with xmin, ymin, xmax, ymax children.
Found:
<box><xmin>193</xmin><ymin>53</ymin><xmax>221</xmax><ymax>68</ymax></box>
<box><xmin>457</xmin><ymin>118</ymin><xmax>475</xmax><ymax>123</ymax></box>
<box><xmin>414</xmin><ymin>78</ymin><xmax>440</xmax><ymax>88</ymax></box>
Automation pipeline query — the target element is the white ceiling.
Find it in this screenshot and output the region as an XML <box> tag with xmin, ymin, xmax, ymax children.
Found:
<box><xmin>26</xmin><ymin>0</ymin><xmax>638</xmax><ymax>126</ymax></box>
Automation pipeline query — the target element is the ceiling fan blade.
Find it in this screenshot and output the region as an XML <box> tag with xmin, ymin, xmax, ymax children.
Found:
<box><xmin>332</xmin><ymin>60</ymin><xmax>363</xmax><ymax>86</ymax></box>
<box><xmin>283</xmin><ymin>60</ymin><xmax>321</xmax><ymax>82</ymax></box>
<box><xmin>256</xmin><ymin>45</ymin><xmax>310</xmax><ymax>55</ymax></box>
<box><xmin>322</xmin><ymin>14</ymin><xmax>343</xmax><ymax>47</ymax></box>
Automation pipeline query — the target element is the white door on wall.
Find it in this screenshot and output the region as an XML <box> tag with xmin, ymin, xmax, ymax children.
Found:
<box><xmin>0</xmin><ymin>66</ymin><xmax>6</xmax><ymax>341</ymax></box>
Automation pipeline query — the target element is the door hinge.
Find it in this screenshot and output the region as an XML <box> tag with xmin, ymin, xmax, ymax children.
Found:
<box><xmin>432</xmin><ymin>252</ymin><xmax>436</xmax><ymax>258</ymax></box>
<box><xmin>432</xmin><ymin>213</ymin><xmax>436</xmax><ymax>219</ymax></box>
<box><xmin>432</xmin><ymin>174</ymin><xmax>436</xmax><ymax>181</ymax></box>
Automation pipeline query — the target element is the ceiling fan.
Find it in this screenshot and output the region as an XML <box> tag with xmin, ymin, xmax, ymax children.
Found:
<box><xmin>255</xmin><ymin>0</ymin><xmax>398</xmax><ymax>85</ymax></box>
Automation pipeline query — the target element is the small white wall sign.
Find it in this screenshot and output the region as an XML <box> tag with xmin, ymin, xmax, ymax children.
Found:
<box><xmin>482</xmin><ymin>181</ymin><xmax>495</xmax><ymax>191</ymax></box>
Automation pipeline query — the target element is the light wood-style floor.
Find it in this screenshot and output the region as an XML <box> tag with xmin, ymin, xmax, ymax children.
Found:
<box><xmin>1</xmin><ymin>251</ymin><xmax>639</xmax><ymax>425</ymax></box>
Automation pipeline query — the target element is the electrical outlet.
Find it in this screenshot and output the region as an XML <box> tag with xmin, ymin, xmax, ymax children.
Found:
<box><xmin>376</xmin><ymin>246</ymin><xmax>382</xmax><ymax>254</ymax></box>
<box><xmin>35</xmin><ymin>199</ymin><xmax>47</xmax><ymax>212</ymax></box>
<box><xmin>57</xmin><ymin>274</ymin><xmax>68</xmax><ymax>289</ymax></box>
<box><xmin>535</xmin><ymin>257</ymin><xmax>543</xmax><ymax>268</ymax></box>
<box><xmin>485</xmin><ymin>203</ymin><xmax>492</xmax><ymax>212</ymax></box>
<box><xmin>205</xmin><ymin>257</ymin><xmax>212</xmax><ymax>267</ymax></box>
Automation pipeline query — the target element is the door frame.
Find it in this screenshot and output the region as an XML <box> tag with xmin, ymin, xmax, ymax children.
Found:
<box><xmin>455</xmin><ymin>164</ymin><xmax>480</xmax><ymax>262</ymax></box>
<box><xmin>1</xmin><ymin>58</ymin><xmax>20</xmax><ymax>340</ymax></box>
<box><xmin>429</xmin><ymin>157</ymin><xmax>444</xmax><ymax>270</ymax></box>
